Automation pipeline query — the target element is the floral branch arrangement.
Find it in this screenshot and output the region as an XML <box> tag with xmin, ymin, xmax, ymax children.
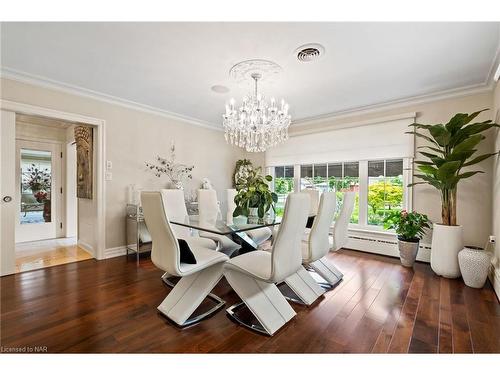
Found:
<box><xmin>22</xmin><ymin>164</ymin><xmax>51</xmax><ymax>193</ymax></box>
<box><xmin>145</xmin><ymin>142</ymin><xmax>194</xmax><ymax>189</ymax></box>
<box><xmin>384</xmin><ymin>210</ymin><xmax>431</xmax><ymax>242</ymax></box>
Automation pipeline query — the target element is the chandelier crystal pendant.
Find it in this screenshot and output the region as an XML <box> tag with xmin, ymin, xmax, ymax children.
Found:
<box><xmin>223</xmin><ymin>72</ymin><xmax>291</xmax><ymax>152</ymax></box>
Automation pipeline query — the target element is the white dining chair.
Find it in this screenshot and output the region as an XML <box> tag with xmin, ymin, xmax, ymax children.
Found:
<box><xmin>141</xmin><ymin>191</ymin><xmax>229</xmax><ymax>327</ymax></box>
<box><xmin>160</xmin><ymin>189</ymin><xmax>217</xmax><ymax>250</ymax></box>
<box><xmin>198</xmin><ymin>189</ymin><xmax>241</xmax><ymax>254</ymax></box>
<box><xmin>309</xmin><ymin>191</ymin><xmax>356</xmax><ymax>287</ymax></box>
<box><xmin>224</xmin><ymin>193</ymin><xmax>310</xmax><ymax>335</ymax></box>
<box><xmin>227</xmin><ymin>189</ymin><xmax>272</xmax><ymax>247</ymax></box>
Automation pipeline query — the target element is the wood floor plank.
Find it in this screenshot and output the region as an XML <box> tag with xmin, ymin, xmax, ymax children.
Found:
<box><xmin>408</xmin><ymin>266</ymin><xmax>440</xmax><ymax>353</ymax></box>
<box><xmin>449</xmin><ymin>279</ymin><xmax>474</xmax><ymax>353</ymax></box>
<box><xmin>438</xmin><ymin>277</ymin><xmax>453</xmax><ymax>353</ymax></box>
<box><xmin>386</xmin><ymin>265</ymin><xmax>425</xmax><ymax>353</ymax></box>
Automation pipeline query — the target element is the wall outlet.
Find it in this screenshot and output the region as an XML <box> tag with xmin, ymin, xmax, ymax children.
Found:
<box><xmin>106</xmin><ymin>160</ymin><xmax>113</xmax><ymax>170</ymax></box>
<box><xmin>105</xmin><ymin>171</ymin><xmax>112</xmax><ymax>181</ymax></box>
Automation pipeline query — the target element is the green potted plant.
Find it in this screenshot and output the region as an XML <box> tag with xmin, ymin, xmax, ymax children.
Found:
<box><xmin>233</xmin><ymin>165</ymin><xmax>278</xmax><ymax>224</ymax></box>
<box><xmin>407</xmin><ymin>109</ymin><xmax>499</xmax><ymax>277</ymax></box>
<box><xmin>384</xmin><ymin>210</ymin><xmax>431</xmax><ymax>267</ymax></box>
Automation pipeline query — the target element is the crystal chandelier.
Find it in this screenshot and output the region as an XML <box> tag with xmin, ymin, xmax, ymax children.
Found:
<box><xmin>223</xmin><ymin>73</ymin><xmax>291</xmax><ymax>152</ymax></box>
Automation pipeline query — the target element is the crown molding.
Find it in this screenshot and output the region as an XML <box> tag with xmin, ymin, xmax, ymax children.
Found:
<box><xmin>0</xmin><ymin>67</ymin><xmax>224</xmax><ymax>132</ymax></box>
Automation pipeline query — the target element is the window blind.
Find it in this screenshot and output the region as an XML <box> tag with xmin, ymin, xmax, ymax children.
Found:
<box><xmin>265</xmin><ymin>113</ymin><xmax>416</xmax><ymax>166</ymax></box>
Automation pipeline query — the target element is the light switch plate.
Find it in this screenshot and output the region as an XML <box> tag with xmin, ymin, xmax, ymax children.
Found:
<box><xmin>105</xmin><ymin>171</ymin><xmax>112</xmax><ymax>181</ymax></box>
<box><xmin>106</xmin><ymin>160</ymin><xmax>113</xmax><ymax>170</ymax></box>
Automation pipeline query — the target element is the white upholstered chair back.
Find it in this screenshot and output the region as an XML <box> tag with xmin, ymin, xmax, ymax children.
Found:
<box><xmin>271</xmin><ymin>193</ymin><xmax>310</xmax><ymax>283</ymax></box>
<box><xmin>198</xmin><ymin>189</ymin><xmax>220</xmax><ymax>225</ymax></box>
<box><xmin>308</xmin><ymin>191</ymin><xmax>336</xmax><ymax>262</ymax></box>
<box><xmin>160</xmin><ymin>189</ymin><xmax>191</xmax><ymax>239</ymax></box>
<box><xmin>331</xmin><ymin>192</ymin><xmax>356</xmax><ymax>251</ymax></box>
<box><xmin>141</xmin><ymin>191</ymin><xmax>182</xmax><ymax>276</ymax></box>
<box><xmin>303</xmin><ymin>188</ymin><xmax>320</xmax><ymax>216</ymax></box>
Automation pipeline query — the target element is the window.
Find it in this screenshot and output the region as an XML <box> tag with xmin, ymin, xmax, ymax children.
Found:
<box><xmin>367</xmin><ymin>159</ymin><xmax>404</xmax><ymax>226</ymax></box>
<box><xmin>273</xmin><ymin>165</ymin><xmax>294</xmax><ymax>217</ymax></box>
<box><xmin>297</xmin><ymin>162</ymin><xmax>359</xmax><ymax>223</ymax></box>
<box><xmin>270</xmin><ymin>158</ymin><xmax>408</xmax><ymax>229</ymax></box>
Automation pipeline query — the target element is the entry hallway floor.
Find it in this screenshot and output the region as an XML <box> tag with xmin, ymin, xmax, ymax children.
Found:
<box><xmin>1</xmin><ymin>249</ymin><xmax>499</xmax><ymax>353</ymax></box>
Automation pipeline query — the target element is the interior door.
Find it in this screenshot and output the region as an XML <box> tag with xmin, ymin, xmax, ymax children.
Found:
<box><xmin>1</xmin><ymin>110</ymin><xmax>16</xmax><ymax>276</ymax></box>
<box><xmin>15</xmin><ymin>140</ymin><xmax>63</xmax><ymax>243</ymax></box>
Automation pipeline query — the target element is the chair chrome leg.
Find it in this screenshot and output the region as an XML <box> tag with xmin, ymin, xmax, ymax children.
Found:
<box><xmin>303</xmin><ymin>264</ymin><xmax>343</xmax><ymax>290</ymax></box>
<box><xmin>159</xmin><ymin>292</ymin><xmax>226</xmax><ymax>328</ymax></box>
<box><xmin>226</xmin><ymin>302</ymin><xmax>270</xmax><ymax>336</ymax></box>
<box><xmin>159</xmin><ymin>272</ymin><xmax>226</xmax><ymax>327</ymax></box>
<box><xmin>277</xmin><ymin>282</ymin><xmax>307</xmax><ymax>305</ymax></box>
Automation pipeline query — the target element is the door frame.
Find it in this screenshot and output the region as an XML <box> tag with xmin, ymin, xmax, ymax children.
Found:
<box><xmin>0</xmin><ymin>100</ymin><xmax>106</xmax><ymax>261</ymax></box>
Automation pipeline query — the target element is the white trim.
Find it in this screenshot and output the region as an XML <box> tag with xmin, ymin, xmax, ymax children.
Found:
<box><xmin>0</xmin><ymin>99</ymin><xmax>106</xmax><ymax>260</ymax></box>
<box><xmin>104</xmin><ymin>246</ymin><xmax>127</xmax><ymax>259</ymax></box>
<box><xmin>2</xmin><ymin>66</ymin><xmax>495</xmax><ymax>134</ymax></box>
<box><xmin>1</xmin><ymin>67</ymin><xmax>223</xmax><ymax>132</ymax></box>
<box><xmin>77</xmin><ymin>240</ymin><xmax>94</xmax><ymax>256</ymax></box>
<box><xmin>489</xmin><ymin>265</ymin><xmax>500</xmax><ymax>301</ymax></box>
<box><xmin>291</xmin><ymin>82</ymin><xmax>493</xmax><ymax>128</ymax></box>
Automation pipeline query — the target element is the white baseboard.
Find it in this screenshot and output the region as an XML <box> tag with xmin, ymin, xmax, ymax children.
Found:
<box><xmin>77</xmin><ymin>240</ymin><xmax>95</xmax><ymax>257</ymax></box>
<box><xmin>345</xmin><ymin>230</ymin><xmax>431</xmax><ymax>263</ymax></box>
<box><xmin>104</xmin><ymin>246</ymin><xmax>127</xmax><ymax>259</ymax></box>
<box><xmin>488</xmin><ymin>265</ymin><xmax>500</xmax><ymax>301</ymax></box>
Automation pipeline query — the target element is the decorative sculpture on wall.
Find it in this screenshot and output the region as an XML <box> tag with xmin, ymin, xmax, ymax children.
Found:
<box><xmin>74</xmin><ymin>125</ymin><xmax>93</xmax><ymax>199</ymax></box>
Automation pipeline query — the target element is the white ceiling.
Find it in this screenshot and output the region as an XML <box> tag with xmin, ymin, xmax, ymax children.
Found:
<box><xmin>1</xmin><ymin>22</ymin><xmax>499</xmax><ymax>128</ymax></box>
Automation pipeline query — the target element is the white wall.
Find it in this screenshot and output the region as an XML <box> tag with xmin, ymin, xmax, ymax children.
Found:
<box><xmin>1</xmin><ymin>78</ymin><xmax>248</xmax><ymax>250</ymax></box>
<box><xmin>284</xmin><ymin>91</ymin><xmax>495</xmax><ymax>248</ymax></box>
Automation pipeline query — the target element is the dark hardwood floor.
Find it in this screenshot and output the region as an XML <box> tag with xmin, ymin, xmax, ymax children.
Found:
<box><xmin>1</xmin><ymin>249</ymin><xmax>499</xmax><ymax>353</ymax></box>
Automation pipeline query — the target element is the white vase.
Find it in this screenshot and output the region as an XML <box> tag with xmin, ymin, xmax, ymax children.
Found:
<box><xmin>458</xmin><ymin>247</ymin><xmax>492</xmax><ymax>288</ymax></box>
<box><xmin>233</xmin><ymin>215</ymin><xmax>248</xmax><ymax>226</ymax></box>
<box><xmin>398</xmin><ymin>239</ymin><xmax>420</xmax><ymax>267</ymax></box>
<box><xmin>248</xmin><ymin>207</ymin><xmax>259</xmax><ymax>224</ymax></box>
<box><xmin>430</xmin><ymin>224</ymin><xmax>463</xmax><ymax>278</ymax></box>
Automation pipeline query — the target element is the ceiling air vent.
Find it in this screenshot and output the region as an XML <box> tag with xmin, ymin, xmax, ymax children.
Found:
<box><xmin>295</xmin><ymin>43</ymin><xmax>325</xmax><ymax>62</ymax></box>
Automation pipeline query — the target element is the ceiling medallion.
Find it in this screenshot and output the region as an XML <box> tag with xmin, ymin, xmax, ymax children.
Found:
<box><xmin>223</xmin><ymin>59</ymin><xmax>291</xmax><ymax>153</ymax></box>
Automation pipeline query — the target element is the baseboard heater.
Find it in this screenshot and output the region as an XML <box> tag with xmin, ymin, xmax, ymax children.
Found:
<box><xmin>344</xmin><ymin>233</ymin><xmax>431</xmax><ymax>263</ymax></box>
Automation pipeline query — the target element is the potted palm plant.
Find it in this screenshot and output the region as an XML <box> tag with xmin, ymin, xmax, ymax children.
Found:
<box><xmin>233</xmin><ymin>165</ymin><xmax>278</xmax><ymax>224</ymax></box>
<box><xmin>384</xmin><ymin>210</ymin><xmax>431</xmax><ymax>267</ymax></box>
<box><xmin>407</xmin><ymin>109</ymin><xmax>499</xmax><ymax>277</ymax></box>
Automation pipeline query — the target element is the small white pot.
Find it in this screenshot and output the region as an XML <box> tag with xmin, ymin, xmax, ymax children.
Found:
<box><xmin>248</xmin><ymin>207</ymin><xmax>259</xmax><ymax>224</ymax></box>
<box><xmin>398</xmin><ymin>239</ymin><xmax>420</xmax><ymax>267</ymax></box>
<box><xmin>458</xmin><ymin>247</ymin><xmax>492</xmax><ymax>288</ymax></box>
<box><xmin>232</xmin><ymin>215</ymin><xmax>248</xmax><ymax>226</ymax></box>
<box><xmin>430</xmin><ymin>224</ymin><xmax>463</xmax><ymax>278</ymax></box>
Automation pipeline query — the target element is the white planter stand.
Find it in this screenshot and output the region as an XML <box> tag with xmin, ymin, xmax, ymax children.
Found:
<box><xmin>430</xmin><ymin>224</ymin><xmax>463</xmax><ymax>278</ymax></box>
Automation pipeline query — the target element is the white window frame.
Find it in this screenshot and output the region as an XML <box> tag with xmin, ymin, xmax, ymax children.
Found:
<box><xmin>268</xmin><ymin>157</ymin><xmax>413</xmax><ymax>233</ymax></box>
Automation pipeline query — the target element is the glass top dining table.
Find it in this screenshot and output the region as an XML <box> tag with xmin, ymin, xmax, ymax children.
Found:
<box><xmin>170</xmin><ymin>215</ymin><xmax>282</xmax><ymax>236</ymax></box>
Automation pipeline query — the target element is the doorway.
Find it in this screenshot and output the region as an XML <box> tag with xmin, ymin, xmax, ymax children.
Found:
<box><xmin>13</xmin><ymin>114</ymin><xmax>92</xmax><ymax>272</ymax></box>
<box><xmin>1</xmin><ymin>102</ymin><xmax>106</xmax><ymax>276</ymax></box>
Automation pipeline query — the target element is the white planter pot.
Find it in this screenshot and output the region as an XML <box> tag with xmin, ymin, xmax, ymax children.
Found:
<box><xmin>458</xmin><ymin>247</ymin><xmax>492</xmax><ymax>288</ymax></box>
<box><xmin>248</xmin><ymin>207</ymin><xmax>259</xmax><ymax>224</ymax></box>
<box><xmin>430</xmin><ymin>224</ymin><xmax>463</xmax><ymax>278</ymax></box>
<box><xmin>232</xmin><ymin>215</ymin><xmax>248</xmax><ymax>226</ymax></box>
<box><xmin>398</xmin><ymin>239</ymin><xmax>420</xmax><ymax>267</ymax></box>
